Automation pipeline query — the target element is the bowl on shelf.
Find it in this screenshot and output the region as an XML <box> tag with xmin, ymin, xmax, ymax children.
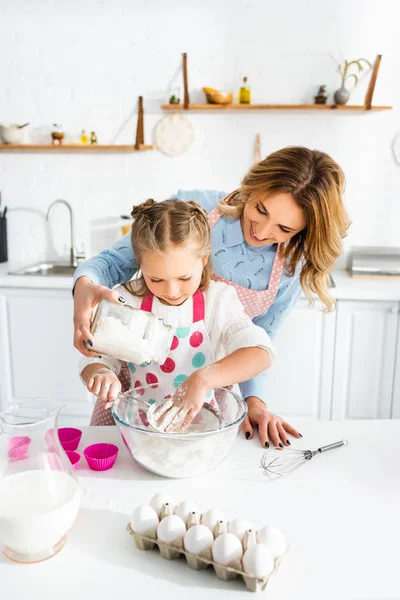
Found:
<box><xmin>0</xmin><ymin>123</ymin><xmax>27</xmax><ymax>144</ymax></box>
<box><xmin>112</xmin><ymin>386</ymin><xmax>247</xmax><ymax>478</ymax></box>
<box><xmin>203</xmin><ymin>88</ymin><xmax>233</xmax><ymax>105</ymax></box>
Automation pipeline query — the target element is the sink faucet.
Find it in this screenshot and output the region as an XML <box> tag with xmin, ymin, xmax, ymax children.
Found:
<box><xmin>46</xmin><ymin>199</ymin><xmax>78</xmax><ymax>267</ymax></box>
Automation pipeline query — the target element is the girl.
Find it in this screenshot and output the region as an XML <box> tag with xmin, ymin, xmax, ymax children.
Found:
<box><xmin>80</xmin><ymin>199</ymin><xmax>277</xmax><ymax>430</ymax></box>
<box><xmin>74</xmin><ymin>146</ymin><xmax>349</xmax><ymax>446</ymax></box>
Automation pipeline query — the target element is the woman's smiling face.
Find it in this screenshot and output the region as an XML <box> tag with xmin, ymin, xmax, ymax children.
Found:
<box><xmin>242</xmin><ymin>192</ymin><xmax>307</xmax><ymax>246</ymax></box>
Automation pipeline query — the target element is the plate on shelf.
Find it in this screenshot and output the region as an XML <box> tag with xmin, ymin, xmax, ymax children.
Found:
<box><xmin>154</xmin><ymin>114</ymin><xmax>194</xmax><ymax>156</ymax></box>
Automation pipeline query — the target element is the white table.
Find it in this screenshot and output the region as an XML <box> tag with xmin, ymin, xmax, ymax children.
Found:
<box><xmin>1</xmin><ymin>420</ymin><xmax>399</xmax><ymax>600</ymax></box>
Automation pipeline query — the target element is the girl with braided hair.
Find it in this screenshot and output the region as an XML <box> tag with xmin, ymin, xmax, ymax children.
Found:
<box><xmin>80</xmin><ymin>198</ymin><xmax>276</xmax><ymax>430</ymax></box>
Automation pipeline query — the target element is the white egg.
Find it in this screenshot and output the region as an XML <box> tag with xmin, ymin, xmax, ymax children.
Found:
<box><xmin>212</xmin><ymin>533</ymin><xmax>243</xmax><ymax>566</ymax></box>
<box><xmin>175</xmin><ymin>500</ymin><xmax>199</xmax><ymax>523</ymax></box>
<box><xmin>184</xmin><ymin>524</ymin><xmax>214</xmax><ymax>555</ymax></box>
<box><xmin>201</xmin><ymin>509</ymin><xmax>226</xmax><ymax>532</ymax></box>
<box><xmin>243</xmin><ymin>544</ymin><xmax>275</xmax><ymax>578</ymax></box>
<box><xmin>257</xmin><ymin>525</ymin><xmax>287</xmax><ymax>558</ymax></box>
<box><xmin>228</xmin><ymin>518</ymin><xmax>255</xmax><ymax>542</ymax></box>
<box><xmin>157</xmin><ymin>515</ymin><xmax>186</xmax><ymax>544</ymax></box>
<box><xmin>130</xmin><ymin>505</ymin><xmax>159</xmax><ymax>535</ymax></box>
<box><xmin>149</xmin><ymin>492</ymin><xmax>175</xmax><ymax>518</ymax></box>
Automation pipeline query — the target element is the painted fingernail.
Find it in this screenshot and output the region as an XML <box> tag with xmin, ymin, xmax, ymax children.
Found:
<box><xmin>95</xmin><ymin>355</ymin><xmax>102</xmax><ymax>358</ymax></box>
<box><xmin>299</xmin><ymin>433</ymin><xmax>303</xmax><ymax>437</ymax></box>
<box><xmin>118</xmin><ymin>296</ymin><xmax>126</xmax><ymax>304</ymax></box>
<box><xmin>86</xmin><ymin>339</ymin><xmax>93</xmax><ymax>347</ymax></box>
<box><xmin>286</xmin><ymin>440</ymin><xmax>291</xmax><ymax>445</ymax></box>
<box><xmin>279</xmin><ymin>443</ymin><xmax>284</xmax><ymax>448</ymax></box>
<box><xmin>264</xmin><ymin>441</ymin><xmax>269</xmax><ymax>448</ymax></box>
<box><xmin>245</xmin><ymin>432</ymin><xmax>251</xmax><ymax>439</ymax></box>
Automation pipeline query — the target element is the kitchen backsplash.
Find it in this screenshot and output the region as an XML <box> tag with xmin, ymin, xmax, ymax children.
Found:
<box><xmin>1</xmin><ymin>0</ymin><xmax>399</xmax><ymax>266</ymax></box>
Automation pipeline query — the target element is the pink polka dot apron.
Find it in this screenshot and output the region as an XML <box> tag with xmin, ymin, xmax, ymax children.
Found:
<box><xmin>90</xmin><ymin>289</ymin><xmax>215</xmax><ymax>426</ymax></box>
<box><xmin>128</xmin><ymin>289</ymin><xmax>215</xmax><ymax>407</ymax></box>
<box><xmin>208</xmin><ymin>206</ymin><xmax>284</xmax><ymax>320</ymax></box>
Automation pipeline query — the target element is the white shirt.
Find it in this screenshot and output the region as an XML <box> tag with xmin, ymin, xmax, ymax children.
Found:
<box><xmin>80</xmin><ymin>280</ymin><xmax>276</xmax><ymax>377</ymax></box>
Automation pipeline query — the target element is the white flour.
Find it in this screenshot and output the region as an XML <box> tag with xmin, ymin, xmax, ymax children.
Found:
<box><xmin>93</xmin><ymin>314</ymin><xmax>165</xmax><ymax>364</ymax></box>
<box><xmin>0</xmin><ymin>470</ymin><xmax>81</xmax><ymax>554</ymax></box>
<box><xmin>126</xmin><ymin>428</ymin><xmax>237</xmax><ymax>478</ymax></box>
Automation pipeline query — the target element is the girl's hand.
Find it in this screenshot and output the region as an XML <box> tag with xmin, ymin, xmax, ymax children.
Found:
<box><xmin>73</xmin><ymin>276</ymin><xmax>127</xmax><ymax>357</ymax></box>
<box><xmin>242</xmin><ymin>396</ymin><xmax>302</xmax><ymax>448</ymax></box>
<box><xmin>152</xmin><ymin>371</ymin><xmax>208</xmax><ymax>432</ymax></box>
<box><xmin>82</xmin><ymin>365</ymin><xmax>121</xmax><ymax>408</ymax></box>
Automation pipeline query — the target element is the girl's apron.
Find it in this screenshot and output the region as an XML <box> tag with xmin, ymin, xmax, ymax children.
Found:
<box><xmin>90</xmin><ymin>289</ymin><xmax>215</xmax><ymax>425</ymax></box>
<box><xmin>90</xmin><ymin>207</ymin><xmax>284</xmax><ymax>426</ymax></box>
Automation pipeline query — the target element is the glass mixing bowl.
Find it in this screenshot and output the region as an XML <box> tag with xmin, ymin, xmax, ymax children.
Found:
<box><xmin>111</xmin><ymin>386</ymin><xmax>247</xmax><ymax>479</ymax></box>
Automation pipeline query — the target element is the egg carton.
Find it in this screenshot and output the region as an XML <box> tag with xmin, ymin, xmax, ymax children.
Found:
<box><xmin>126</xmin><ymin>519</ymin><xmax>288</xmax><ymax>593</ymax></box>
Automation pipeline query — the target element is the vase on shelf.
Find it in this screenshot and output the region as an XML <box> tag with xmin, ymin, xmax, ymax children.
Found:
<box><xmin>334</xmin><ymin>86</ymin><xmax>350</xmax><ymax>105</ymax></box>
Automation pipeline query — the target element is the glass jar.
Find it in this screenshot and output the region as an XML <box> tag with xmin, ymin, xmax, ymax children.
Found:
<box><xmin>90</xmin><ymin>299</ymin><xmax>174</xmax><ymax>365</ymax></box>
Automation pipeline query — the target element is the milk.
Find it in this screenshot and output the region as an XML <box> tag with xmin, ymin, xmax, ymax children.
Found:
<box><xmin>0</xmin><ymin>470</ymin><xmax>81</xmax><ymax>554</ymax></box>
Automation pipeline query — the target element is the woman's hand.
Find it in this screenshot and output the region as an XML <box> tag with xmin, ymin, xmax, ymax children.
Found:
<box><xmin>73</xmin><ymin>276</ymin><xmax>127</xmax><ymax>357</ymax></box>
<box><xmin>242</xmin><ymin>396</ymin><xmax>302</xmax><ymax>448</ymax></box>
<box><xmin>81</xmin><ymin>364</ymin><xmax>121</xmax><ymax>408</ymax></box>
<box><xmin>152</xmin><ymin>371</ymin><xmax>208</xmax><ymax>432</ymax></box>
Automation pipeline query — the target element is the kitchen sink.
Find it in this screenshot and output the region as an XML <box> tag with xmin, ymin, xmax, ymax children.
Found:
<box><xmin>9</xmin><ymin>262</ymin><xmax>76</xmax><ymax>276</ymax></box>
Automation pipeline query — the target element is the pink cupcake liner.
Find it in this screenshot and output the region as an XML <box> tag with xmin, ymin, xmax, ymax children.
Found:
<box><xmin>8</xmin><ymin>436</ymin><xmax>31</xmax><ymax>459</ymax></box>
<box><xmin>83</xmin><ymin>443</ymin><xmax>119</xmax><ymax>471</ymax></box>
<box><xmin>58</xmin><ymin>427</ymin><xmax>82</xmax><ymax>452</ymax></box>
<box><xmin>66</xmin><ymin>451</ymin><xmax>81</xmax><ymax>470</ymax></box>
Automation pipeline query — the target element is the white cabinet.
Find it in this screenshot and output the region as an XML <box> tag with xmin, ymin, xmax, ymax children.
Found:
<box><xmin>266</xmin><ymin>299</ymin><xmax>336</xmax><ymax>419</ymax></box>
<box><xmin>392</xmin><ymin>317</ymin><xmax>400</xmax><ymax>418</ymax></box>
<box><xmin>331</xmin><ymin>300</ymin><xmax>399</xmax><ymax>420</ymax></box>
<box><xmin>0</xmin><ymin>287</ymin><xmax>92</xmax><ymax>424</ymax></box>
<box><xmin>1</xmin><ymin>283</ymin><xmax>400</xmax><ymax>424</ymax></box>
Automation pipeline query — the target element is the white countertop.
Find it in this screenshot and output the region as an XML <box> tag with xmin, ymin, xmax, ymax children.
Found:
<box><xmin>1</xmin><ymin>420</ymin><xmax>399</xmax><ymax>600</ymax></box>
<box><xmin>331</xmin><ymin>269</ymin><xmax>400</xmax><ymax>301</ymax></box>
<box><xmin>1</xmin><ymin>261</ymin><xmax>400</xmax><ymax>300</ymax></box>
<box><xmin>0</xmin><ymin>261</ymin><xmax>73</xmax><ymax>289</ymax></box>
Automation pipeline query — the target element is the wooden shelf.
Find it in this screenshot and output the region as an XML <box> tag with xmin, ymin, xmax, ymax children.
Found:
<box><xmin>0</xmin><ymin>144</ymin><xmax>156</xmax><ymax>152</ymax></box>
<box><xmin>161</xmin><ymin>104</ymin><xmax>392</xmax><ymax>111</ymax></box>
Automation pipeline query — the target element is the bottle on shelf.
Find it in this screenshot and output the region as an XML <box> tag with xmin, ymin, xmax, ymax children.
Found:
<box><xmin>239</xmin><ymin>77</ymin><xmax>251</xmax><ymax>104</ymax></box>
<box><xmin>80</xmin><ymin>130</ymin><xmax>89</xmax><ymax>144</ymax></box>
<box><xmin>90</xmin><ymin>131</ymin><xmax>98</xmax><ymax>144</ymax></box>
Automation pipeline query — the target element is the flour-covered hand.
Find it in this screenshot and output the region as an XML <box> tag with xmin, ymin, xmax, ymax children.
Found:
<box><xmin>152</xmin><ymin>372</ymin><xmax>208</xmax><ymax>432</ymax></box>
<box><xmin>82</xmin><ymin>365</ymin><xmax>121</xmax><ymax>408</ymax></box>
<box><xmin>243</xmin><ymin>396</ymin><xmax>302</xmax><ymax>448</ymax></box>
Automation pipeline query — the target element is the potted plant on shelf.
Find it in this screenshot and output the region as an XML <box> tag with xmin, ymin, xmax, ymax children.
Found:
<box><xmin>334</xmin><ymin>58</ymin><xmax>371</xmax><ymax>105</ymax></box>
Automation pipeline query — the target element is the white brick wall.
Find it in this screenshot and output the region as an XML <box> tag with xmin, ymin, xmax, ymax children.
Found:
<box><xmin>0</xmin><ymin>0</ymin><xmax>399</xmax><ymax>264</ymax></box>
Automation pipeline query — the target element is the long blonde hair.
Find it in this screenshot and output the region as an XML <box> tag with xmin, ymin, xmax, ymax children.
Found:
<box><xmin>123</xmin><ymin>198</ymin><xmax>212</xmax><ymax>297</ymax></box>
<box><xmin>217</xmin><ymin>146</ymin><xmax>350</xmax><ymax>310</ymax></box>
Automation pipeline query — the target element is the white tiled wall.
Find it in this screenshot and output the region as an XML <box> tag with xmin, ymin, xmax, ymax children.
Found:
<box><xmin>0</xmin><ymin>0</ymin><xmax>399</xmax><ymax>265</ymax></box>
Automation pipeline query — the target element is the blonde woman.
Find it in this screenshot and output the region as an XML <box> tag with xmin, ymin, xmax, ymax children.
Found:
<box><xmin>73</xmin><ymin>146</ymin><xmax>349</xmax><ymax>447</ymax></box>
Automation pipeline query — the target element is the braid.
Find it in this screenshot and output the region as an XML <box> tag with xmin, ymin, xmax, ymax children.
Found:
<box><xmin>130</xmin><ymin>198</ymin><xmax>156</xmax><ymax>222</ymax></box>
<box><xmin>186</xmin><ymin>201</ymin><xmax>209</xmax><ymax>227</ymax></box>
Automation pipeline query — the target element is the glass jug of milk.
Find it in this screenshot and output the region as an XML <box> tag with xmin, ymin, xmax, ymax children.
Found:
<box><xmin>0</xmin><ymin>399</ymin><xmax>81</xmax><ymax>563</ymax></box>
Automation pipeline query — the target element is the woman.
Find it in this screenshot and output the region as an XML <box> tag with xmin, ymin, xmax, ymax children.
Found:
<box><xmin>73</xmin><ymin>146</ymin><xmax>349</xmax><ymax>447</ymax></box>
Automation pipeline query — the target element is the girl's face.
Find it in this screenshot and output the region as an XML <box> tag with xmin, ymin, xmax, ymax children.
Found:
<box><xmin>242</xmin><ymin>192</ymin><xmax>306</xmax><ymax>246</ymax></box>
<box><xmin>140</xmin><ymin>242</ymin><xmax>209</xmax><ymax>306</ymax></box>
